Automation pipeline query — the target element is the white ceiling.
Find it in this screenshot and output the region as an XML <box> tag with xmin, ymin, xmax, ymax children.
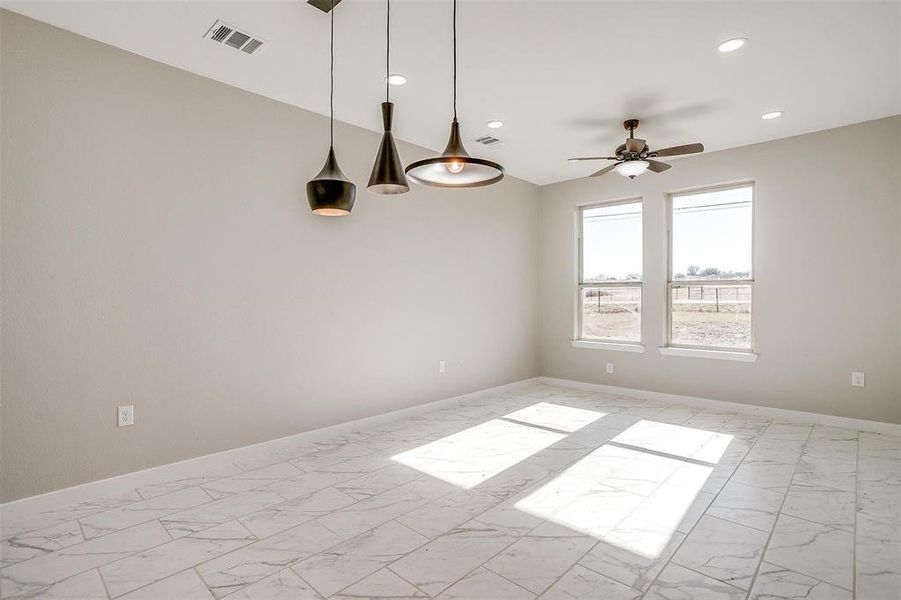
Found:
<box><xmin>5</xmin><ymin>1</ymin><xmax>900</xmax><ymax>185</ymax></box>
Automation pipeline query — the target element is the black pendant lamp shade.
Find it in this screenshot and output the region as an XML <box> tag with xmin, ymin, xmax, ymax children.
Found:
<box><xmin>308</xmin><ymin>147</ymin><xmax>355</xmax><ymax>216</ymax></box>
<box><xmin>368</xmin><ymin>102</ymin><xmax>409</xmax><ymax>194</ymax></box>
<box><xmin>404</xmin><ymin>0</ymin><xmax>503</xmax><ymax>188</ymax></box>
<box><xmin>307</xmin><ymin>0</ymin><xmax>356</xmax><ymax>216</ymax></box>
<box><xmin>368</xmin><ymin>0</ymin><xmax>409</xmax><ymax>194</ymax></box>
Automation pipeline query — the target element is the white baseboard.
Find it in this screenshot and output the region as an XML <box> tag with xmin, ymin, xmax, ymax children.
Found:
<box><xmin>1</xmin><ymin>377</ymin><xmax>540</xmax><ymax>514</ymax></box>
<box><xmin>539</xmin><ymin>376</ymin><xmax>901</xmax><ymax>435</ymax></box>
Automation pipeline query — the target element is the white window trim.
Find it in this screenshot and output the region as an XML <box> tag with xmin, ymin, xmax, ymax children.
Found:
<box><xmin>664</xmin><ymin>181</ymin><xmax>756</xmax><ymax>355</ymax></box>
<box><xmin>574</xmin><ymin>197</ymin><xmax>643</xmax><ymax>350</ymax></box>
<box><xmin>658</xmin><ymin>346</ymin><xmax>758</xmax><ymax>362</ymax></box>
<box><xmin>571</xmin><ymin>340</ymin><xmax>646</xmax><ymax>353</ymax></box>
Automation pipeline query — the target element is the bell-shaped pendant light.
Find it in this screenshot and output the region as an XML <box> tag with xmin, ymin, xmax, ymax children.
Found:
<box><xmin>368</xmin><ymin>0</ymin><xmax>409</xmax><ymax>194</ymax></box>
<box><xmin>307</xmin><ymin>0</ymin><xmax>356</xmax><ymax>216</ymax></box>
<box><xmin>405</xmin><ymin>0</ymin><xmax>504</xmax><ymax>188</ymax></box>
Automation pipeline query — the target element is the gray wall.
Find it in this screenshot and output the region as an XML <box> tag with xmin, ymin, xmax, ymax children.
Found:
<box><xmin>538</xmin><ymin>116</ymin><xmax>901</xmax><ymax>424</ymax></box>
<box><xmin>0</xmin><ymin>13</ymin><xmax>540</xmax><ymax>501</ymax></box>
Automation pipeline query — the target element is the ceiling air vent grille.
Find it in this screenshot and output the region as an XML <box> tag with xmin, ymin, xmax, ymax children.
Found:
<box><xmin>473</xmin><ymin>135</ymin><xmax>502</xmax><ymax>146</ymax></box>
<box><xmin>204</xmin><ymin>20</ymin><xmax>265</xmax><ymax>55</ymax></box>
<box><xmin>211</xmin><ymin>24</ymin><xmax>232</xmax><ymax>42</ymax></box>
<box><xmin>241</xmin><ymin>39</ymin><xmax>263</xmax><ymax>54</ymax></box>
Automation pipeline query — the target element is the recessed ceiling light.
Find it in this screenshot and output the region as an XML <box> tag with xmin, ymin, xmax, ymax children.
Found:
<box><xmin>717</xmin><ymin>37</ymin><xmax>747</xmax><ymax>53</ymax></box>
<box><xmin>486</xmin><ymin>120</ymin><xmax>504</xmax><ymax>129</ymax></box>
<box><xmin>761</xmin><ymin>111</ymin><xmax>784</xmax><ymax>120</ymax></box>
<box><xmin>386</xmin><ymin>73</ymin><xmax>407</xmax><ymax>86</ymax></box>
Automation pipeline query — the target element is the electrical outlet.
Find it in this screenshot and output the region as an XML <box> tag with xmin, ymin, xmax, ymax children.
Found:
<box><xmin>606</xmin><ymin>362</ymin><xmax>614</xmax><ymax>375</ymax></box>
<box><xmin>118</xmin><ymin>405</ymin><xmax>134</xmax><ymax>427</ymax></box>
<box><xmin>851</xmin><ymin>372</ymin><xmax>865</xmax><ymax>387</ymax></box>
<box><xmin>438</xmin><ymin>360</ymin><xmax>446</xmax><ymax>374</ymax></box>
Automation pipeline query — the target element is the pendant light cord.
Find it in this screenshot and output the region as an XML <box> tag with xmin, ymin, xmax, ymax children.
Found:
<box><xmin>330</xmin><ymin>0</ymin><xmax>335</xmax><ymax>148</ymax></box>
<box><xmin>452</xmin><ymin>0</ymin><xmax>457</xmax><ymax>120</ymax></box>
<box><xmin>386</xmin><ymin>0</ymin><xmax>390</xmax><ymax>103</ymax></box>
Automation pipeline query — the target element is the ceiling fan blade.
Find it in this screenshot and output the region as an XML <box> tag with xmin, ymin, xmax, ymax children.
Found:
<box><xmin>590</xmin><ymin>163</ymin><xmax>619</xmax><ymax>177</ymax></box>
<box><xmin>568</xmin><ymin>156</ymin><xmax>618</xmax><ymax>162</ymax></box>
<box><xmin>625</xmin><ymin>138</ymin><xmax>646</xmax><ymax>153</ymax></box>
<box><xmin>647</xmin><ymin>159</ymin><xmax>672</xmax><ymax>173</ymax></box>
<box><xmin>653</xmin><ymin>143</ymin><xmax>704</xmax><ymax>157</ymax></box>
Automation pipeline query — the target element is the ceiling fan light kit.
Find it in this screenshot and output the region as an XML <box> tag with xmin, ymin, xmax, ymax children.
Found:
<box><xmin>571</xmin><ymin>118</ymin><xmax>705</xmax><ymax>180</ymax></box>
<box><xmin>615</xmin><ymin>160</ymin><xmax>649</xmax><ymax>178</ymax></box>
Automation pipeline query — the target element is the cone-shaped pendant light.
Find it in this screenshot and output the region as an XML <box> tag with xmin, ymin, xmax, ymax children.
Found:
<box><xmin>368</xmin><ymin>0</ymin><xmax>409</xmax><ymax>194</ymax></box>
<box><xmin>307</xmin><ymin>0</ymin><xmax>356</xmax><ymax>216</ymax></box>
<box><xmin>405</xmin><ymin>0</ymin><xmax>503</xmax><ymax>188</ymax></box>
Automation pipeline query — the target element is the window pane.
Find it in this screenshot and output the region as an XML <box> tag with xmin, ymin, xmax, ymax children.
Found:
<box><xmin>671</xmin><ymin>285</ymin><xmax>751</xmax><ymax>349</ymax></box>
<box><xmin>581</xmin><ymin>287</ymin><xmax>641</xmax><ymax>342</ymax></box>
<box><xmin>582</xmin><ymin>201</ymin><xmax>642</xmax><ymax>282</ymax></box>
<box><xmin>672</xmin><ymin>186</ymin><xmax>752</xmax><ymax>280</ymax></box>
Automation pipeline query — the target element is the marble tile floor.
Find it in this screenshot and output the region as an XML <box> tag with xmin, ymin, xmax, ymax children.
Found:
<box><xmin>1</xmin><ymin>383</ymin><xmax>899</xmax><ymax>599</ymax></box>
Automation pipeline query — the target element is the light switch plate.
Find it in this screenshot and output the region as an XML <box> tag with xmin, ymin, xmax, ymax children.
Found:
<box><xmin>118</xmin><ymin>405</ymin><xmax>135</xmax><ymax>427</ymax></box>
<box><xmin>851</xmin><ymin>372</ymin><xmax>865</xmax><ymax>387</ymax></box>
<box><xmin>606</xmin><ymin>362</ymin><xmax>614</xmax><ymax>374</ymax></box>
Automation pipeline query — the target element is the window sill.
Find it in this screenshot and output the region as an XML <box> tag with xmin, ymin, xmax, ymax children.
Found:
<box><xmin>657</xmin><ymin>347</ymin><xmax>758</xmax><ymax>362</ymax></box>
<box><xmin>571</xmin><ymin>340</ymin><xmax>645</xmax><ymax>353</ymax></box>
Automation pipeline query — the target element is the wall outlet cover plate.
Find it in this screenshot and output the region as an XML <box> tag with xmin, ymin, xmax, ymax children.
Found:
<box><xmin>118</xmin><ymin>405</ymin><xmax>135</xmax><ymax>427</ymax></box>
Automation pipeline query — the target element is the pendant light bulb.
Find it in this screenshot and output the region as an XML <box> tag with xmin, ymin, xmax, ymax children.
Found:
<box><xmin>307</xmin><ymin>0</ymin><xmax>356</xmax><ymax>216</ymax></box>
<box><xmin>368</xmin><ymin>0</ymin><xmax>410</xmax><ymax>195</ymax></box>
<box><xmin>446</xmin><ymin>161</ymin><xmax>465</xmax><ymax>174</ymax></box>
<box><xmin>404</xmin><ymin>0</ymin><xmax>504</xmax><ymax>188</ymax></box>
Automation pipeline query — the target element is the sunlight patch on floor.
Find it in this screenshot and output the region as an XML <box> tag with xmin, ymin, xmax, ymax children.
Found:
<box><xmin>611</xmin><ymin>419</ymin><xmax>726</xmax><ymax>461</ymax></box>
<box><xmin>392</xmin><ymin>418</ymin><xmax>566</xmax><ymax>488</ymax></box>
<box><xmin>516</xmin><ymin>420</ymin><xmax>731</xmax><ymax>559</ymax></box>
<box><xmin>392</xmin><ymin>403</ymin><xmax>606</xmax><ymax>488</ymax></box>
<box><xmin>502</xmin><ymin>402</ymin><xmax>606</xmax><ymax>433</ymax></box>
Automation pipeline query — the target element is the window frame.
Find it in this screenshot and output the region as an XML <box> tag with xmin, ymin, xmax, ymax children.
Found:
<box><xmin>665</xmin><ymin>181</ymin><xmax>756</xmax><ymax>353</ymax></box>
<box><xmin>574</xmin><ymin>197</ymin><xmax>644</xmax><ymax>347</ymax></box>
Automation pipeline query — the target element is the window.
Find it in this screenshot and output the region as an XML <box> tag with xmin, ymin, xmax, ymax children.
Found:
<box><xmin>667</xmin><ymin>183</ymin><xmax>753</xmax><ymax>351</ymax></box>
<box><xmin>577</xmin><ymin>199</ymin><xmax>642</xmax><ymax>344</ymax></box>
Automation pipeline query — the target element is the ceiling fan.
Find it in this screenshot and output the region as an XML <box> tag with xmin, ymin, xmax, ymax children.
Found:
<box><xmin>569</xmin><ymin>119</ymin><xmax>704</xmax><ymax>179</ymax></box>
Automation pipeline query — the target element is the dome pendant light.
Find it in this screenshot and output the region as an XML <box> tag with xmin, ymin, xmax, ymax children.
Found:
<box><xmin>368</xmin><ymin>0</ymin><xmax>409</xmax><ymax>195</ymax></box>
<box><xmin>404</xmin><ymin>0</ymin><xmax>504</xmax><ymax>188</ymax></box>
<box><xmin>307</xmin><ymin>0</ymin><xmax>356</xmax><ymax>216</ymax></box>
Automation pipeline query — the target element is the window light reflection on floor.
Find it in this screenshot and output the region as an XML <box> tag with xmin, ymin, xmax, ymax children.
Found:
<box><xmin>516</xmin><ymin>420</ymin><xmax>733</xmax><ymax>559</ymax></box>
<box><xmin>391</xmin><ymin>403</ymin><xmax>606</xmax><ymax>489</ymax></box>
<box><xmin>611</xmin><ymin>419</ymin><xmax>730</xmax><ymax>463</ymax></box>
<box><xmin>392</xmin><ymin>419</ymin><xmax>564</xmax><ymax>488</ymax></box>
<box><xmin>502</xmin><ymin>402</ymin><xmax>606</xmax><ymax>433</ymax></box>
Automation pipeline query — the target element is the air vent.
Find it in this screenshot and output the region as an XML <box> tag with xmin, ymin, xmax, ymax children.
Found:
<box><xmin>473</xmin><ymin>135</ymin><xmax>502</xmax><ymax>146</ymax></box>
<box><xmin>211</xmin><ymin>24</ymin><xmax>232</xmax><ymax>42</ymax></box>
<box><xmin>204</xmin><ymin>20</ymin><xmax>265</xmax><ymax>55</ymax></box>
<box><xmin>241</xmin><ymin>39</ymin><xmax>263</xmax><ymax>54</ymax></box>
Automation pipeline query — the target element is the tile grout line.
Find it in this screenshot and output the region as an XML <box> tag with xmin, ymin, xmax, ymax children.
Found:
<box><xmin>96</xmin><ymin>567</ymin><xmax>114</xmax><ymax>600</ymax></box>
<box><xmin>483</xmin><ymin>562</ymin><xmax>552</xmax><ymax>597</ymax></box>
<box><xmin>738</xmin><ymin>422</ymin><xmax>815</xmax><ymax>599</ymax></box>
<box><xmin>383</xmin><ymin>518</ymin><xmax>523</xmax><ymax>598</ymax></box>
